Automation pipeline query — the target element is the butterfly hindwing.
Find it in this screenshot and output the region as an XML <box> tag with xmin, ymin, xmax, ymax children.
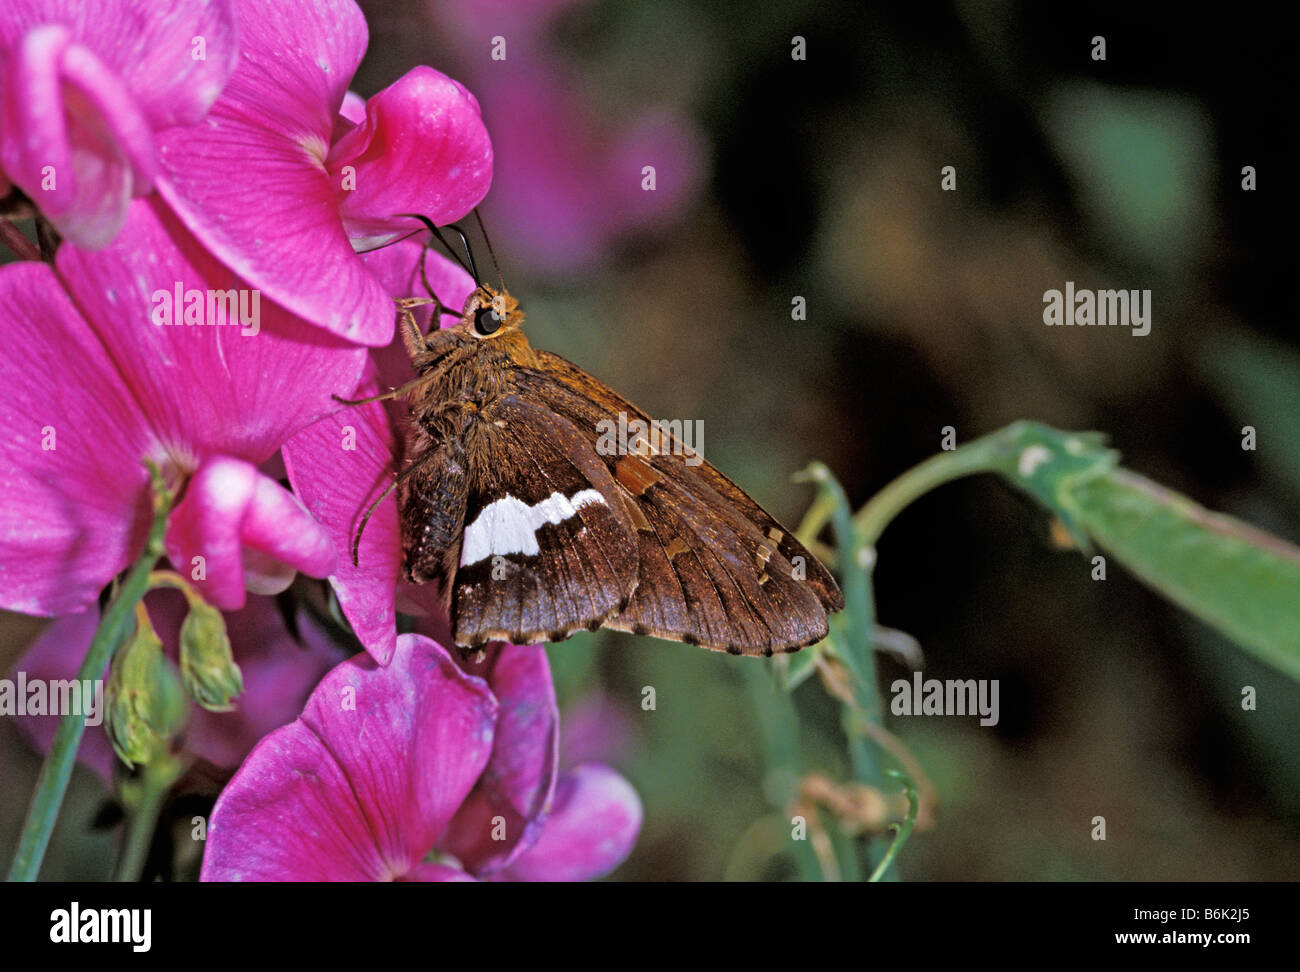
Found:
<box><xmin>449</xmin><ymin>394</ymin><xmax>640</xmax><ymax>648</ymax></box>
<box><xmin>610</xmin><ymin>452</ymin><xmax>829</xmax><ymax>652</ymax></box>
<box><xmin>514</xmin><ymin>352</ymin><xmax>843</xmax><ymax>655</ymax></box>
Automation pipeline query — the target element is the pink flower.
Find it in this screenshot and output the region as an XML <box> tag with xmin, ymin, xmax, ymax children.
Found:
<box><xmin>0</xmin><ymin>0</ymin><xmax>239</xmax><ymax>247</ymax></box>
<box><xmin>281</xmin><ymin>239</ymin><xmax>475</xmax><ymax>664</ymax></box>
<box><xmin>14</xmin><ymin>591</ymin><xmax>341</xmax><ymax>785</ymax></box>
<box><xmin>154</xmin><ymin>0</ymin><xmax>493</xmax><ymax>345</ymax></box>
<box><xmin>200</xmin><ymin>635</ymin><xmax>641</xmax><ymax>881</ymax></box>
<box><xmin>430</xmin><ymin>0</ymin><xmax>704</xmax><ymax>275</ymax></box>
<box><xmin>478</xmin><ymin>66</ymin><xmax>704</xmax><ymax>276</ymax></box>
<box><xmin>0</xmin><ymin>198</ymin><xmax>366</xmax><ymax>616</ymax></box>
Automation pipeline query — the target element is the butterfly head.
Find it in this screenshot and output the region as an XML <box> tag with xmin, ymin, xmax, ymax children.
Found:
<box><xmin>462</xmin><ymin>285</ymin><xmax>525</xmax><ymax>339</ymax></box>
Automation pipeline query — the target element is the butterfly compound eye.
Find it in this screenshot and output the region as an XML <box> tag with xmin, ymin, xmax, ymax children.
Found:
<box><xmin>474</xmin><ymin>305</ymin><xmax>502</xmax><ymax>335</ymax></box>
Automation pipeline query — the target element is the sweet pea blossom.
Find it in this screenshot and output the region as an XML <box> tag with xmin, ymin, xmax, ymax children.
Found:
<box><xmin>0</xmin><ymin>0</ymin><xmax>239</xmax><ymax>247</ymax></box>
<box><xmin>154</xmin><ymin>0</ymin><xmax>493</xmax><ymax>345</ymax></box>
<box><xmin>0</xmin><ymin>198</ymin><xmax>366</xmax><ymax>616</ymax></box>
<box><xmin>431</xmin><ymin>0</ymin><xmax>704</xmax><ymax>275</ymax></box>
<box><xmin>201</xmin><ymin>635</ymin><xmax>641</xmax><ymax>881</ymax></box>
<box><xmin>15</xmin><ymin>592</ymin><xmax>341</xmax><ymax>785</ymax></box>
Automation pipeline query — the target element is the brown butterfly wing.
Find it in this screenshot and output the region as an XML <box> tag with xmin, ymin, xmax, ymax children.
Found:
<box><xmin>515</xmin><ymin>351</ymin><xmax>843</xmax><ymax>655</ymax></box>
<box><xmin>448</xmin><ymin>394</ymin><xmax>640</xmax><ymax>648</ymax></box>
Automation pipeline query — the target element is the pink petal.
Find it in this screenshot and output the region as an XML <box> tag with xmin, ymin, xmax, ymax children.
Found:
<box><xmin>440</xmin><ymin>643</ymin><xmax>559</xmax><ymax>874</ymax></box>
<box><xmin>0</xmin><ymin>261</ymin><xmax>154</xmax><ymax>615</ymax></box>
<box><xmin>201</xmin><ymin>634</ymin><xmax>497</xmax><ymax>881</ymax></box>
<box><xmin>54</xmin><ymin>198</ymin><xmax>367</xmax><ymax>464</ymax></box>
<box><xmin>0</xmin><ymin>0</ymin><xmax>239</xmax><ymax>127</ymax></box>
<box><xmin>153</xmin><ymin>0</ymin><xmax>402</xmax><ymax>344</ymax></box>
<box><xmin>0</xmin><ymin>1</ymin><xmax>238</xmax><ymax>247</ymax></box>
<box><xmin>282</xmin><ymin>367</ymin><xmax>402</xmax><ymax>665</ymax></box>
<box><xmin>165</xmin><ymin>456</ymin><xmax>336</xmax><ymax>611</ymax></box>
<box><xmin>338</xmin><ymin>90</ymin><xmax>367</xmax><ymax>127</ymax></box>
<box><xmin>329</xmin><ymin>66</ymin><xmax>493</xmax><ymax>246</ymax></box>
<box><xmin>497</xmin><ymin>764</ymin><xmax>642</xmax><ymax>882</ymax></box>
<box><xmin>1</xmin><ymin>25</ymin><xmax>152</xmax><ymax>248</ymax></box>
<box><xmin>360</xmin><ymin>236</ymin><xmax>475</xmax><ymax>324</ymax></box>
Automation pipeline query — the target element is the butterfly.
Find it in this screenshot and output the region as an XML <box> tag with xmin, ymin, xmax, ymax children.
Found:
<box><xmin>340</xmin><ymin>218</ymin><xmax>843</xmax><ymax>656</ymax></box>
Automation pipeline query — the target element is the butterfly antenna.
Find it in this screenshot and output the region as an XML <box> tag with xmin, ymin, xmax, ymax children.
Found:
<box><xmin>395</xmin><ymin>213</ymin><xmax>475</xmax><ymax>280</ymax></box>
<box><xmin>443</xmin><ymin>223</ymin><xmax>482</xmax><ymax>285</ymax></box>
<box><xmin>472</xmin><ymin>208</ymin><xmax>506</xmax><ymax>291</ymax></box>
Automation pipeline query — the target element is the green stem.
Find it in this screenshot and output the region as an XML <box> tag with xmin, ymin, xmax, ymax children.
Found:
<box><xmin>798</xmin><ymin>463</ymin><xmax>892</xmax><ymax>876</ymax></box>
<box><xmin>6</xmin><ymin>463</ymin><xmax>172</xmax><ymax>882</ymax></box>
<box><xmin>113</xmin><ymin>760</ymin><xmax>180</xmax><ymax>882</ymax></box>
<box><xmin>741</xmin><ymin>665</ymin><xmax>822</xmax><ymax>880</ymax></box>
<box><xmin>853</xmin><ymin>436</ymin><xmax>1005</xmax><ymax>547</ymax></box>
<box><xmin>801</xmin><ymin>442</ymin><xmax>1007</xmax><ymax>880</ymax></box>
<box><xmin>868</xmin><ymin>771</ymin><xmax>920</xmax><ymax>883</ymax></box>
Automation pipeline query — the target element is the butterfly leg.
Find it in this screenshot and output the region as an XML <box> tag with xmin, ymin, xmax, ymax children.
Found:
<box><xmin>351</xmin><ymin>460</ymin><xmax>427</xmax><ymax>566</ymax></box>
<box><xmin>393</xmin><ymin>297</ymin><xmax>434</xmax><ymax>355</ymax></box>
<box><xmin>331</xmin><ymin>374</ymin><xmax>427</xmax><ymax>407</ymax></box>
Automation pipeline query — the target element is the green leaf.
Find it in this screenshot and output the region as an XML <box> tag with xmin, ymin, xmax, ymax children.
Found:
<box><xmin>1069</xmin><ymin>469</ymin><xmax>1300</xmax><ymax>679</ymax></box>
<box><xmin>985</xmin><ymin>422</ymin><xmax>1300</xmax><ymax>678</ymax></box>
<box><xmin>984</xmin><ymin>421</ymin><xmax>1119</xmax><ymax>547</ymax></box>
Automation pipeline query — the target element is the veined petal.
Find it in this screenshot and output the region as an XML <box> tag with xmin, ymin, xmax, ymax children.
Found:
<box><xmin>282</xmin><ymin>366</ymin><xmax>402</xmax><ymax>665</ymax></box>
<box><xmin>165</xmin><ymin>456</ymin><xmax>335</xmax><ymax>611</ymax></box>
<box><xmin>0</xmin><ymin>261</ymin><xmax>155</xmax><ymax>615</ymax></box>
<box><xmin>399</xmin><ymin>862</ymin><xmax>476</xmax><ymax>882</ymax></box>
<box><xmin>0</xmin><ymin>0</ymin><xmax>239</xmax><ymax>128</ymax></box>
<box><xmin>153</xmin><ymin>0</ymin><xmax>396</xmax><ymax>344</ymax></box>
<box><xmin>55</xmin><ymin>198</ymin><xmax>367</xmax><ymax>466</ymax></box>
<box><xmin>201</xmin><ymin>635</ymin><xmax>497</xmax><ymax>881</ymax></box>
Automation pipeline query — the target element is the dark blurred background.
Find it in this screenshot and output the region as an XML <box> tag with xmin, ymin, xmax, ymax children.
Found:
<box><xmin>3</xmin><ymin>0</ymin><xmax>1298</xmax><ymax>880</ymax></box>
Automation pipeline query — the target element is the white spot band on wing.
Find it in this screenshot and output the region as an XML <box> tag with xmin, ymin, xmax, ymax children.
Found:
<box><xmin>460</xmin><ymin>489</ymin><xmax>608</xmax><ymax>566</ymax></box>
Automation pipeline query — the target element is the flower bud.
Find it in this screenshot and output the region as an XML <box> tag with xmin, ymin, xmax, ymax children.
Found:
<box><xmin>179</xmin><ymin>599</ymin><xmax>243</xmax><ymax>712</ymax></box>
<box><xmin>106</xmin><ymin>610</ymin><xmax>188</xmax><ymax>767</ymax></box>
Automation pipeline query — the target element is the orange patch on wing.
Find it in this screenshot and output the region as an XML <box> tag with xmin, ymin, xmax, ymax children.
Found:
<box><xmin>664</xmin><ymin>536</ymin><xmax>691</xmax><ymax>559</ymax></box>
<box><xmin>615</xmin><ymin>454</ymin><xmax>659</xmax><ymax>496</ymax></box>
